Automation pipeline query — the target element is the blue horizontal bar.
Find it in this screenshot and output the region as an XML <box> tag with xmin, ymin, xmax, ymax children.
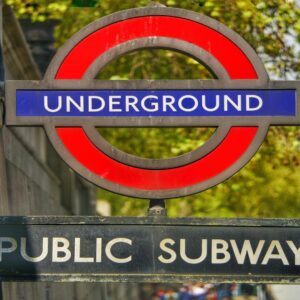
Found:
<box><xmin>16</xmin><ymin>89</ymin><xmax>296</xmax><ymax>117</ymax></box>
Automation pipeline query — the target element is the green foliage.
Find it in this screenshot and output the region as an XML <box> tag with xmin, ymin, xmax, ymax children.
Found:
<box><xmin>6</xmin><ymin>0</ymin><xmax>300</xmax><ymax>218</ymax></box>
<box><xmin>5</xmin><ymin>0</ymin><xmax>69</xmax><ymax>22</ymax></box>
<box><xmin>71</xmin><ymin>0</ymin><xmax>97</xmax><ymax>7</ymax></box>
<box><xmin>98</xmin><ymin>127</ymin><xmax>215</xmax><ymax>159</ymax></box>
<box><xmin>97</xmin><ymin>49</ymin><xmax>213</xmax><ymax>80</ymax></box>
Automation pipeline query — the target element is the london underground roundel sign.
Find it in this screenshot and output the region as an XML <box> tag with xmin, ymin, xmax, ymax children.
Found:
<box><xmin>5</xmin><ymin>7</ymin><xmax>300</xmax><ymax>199</ymax></box>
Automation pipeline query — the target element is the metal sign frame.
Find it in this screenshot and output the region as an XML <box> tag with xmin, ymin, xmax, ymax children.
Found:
<box><xmin>5</xmin><ymin>7</ymin><xmax>300</xmax><ymax>198</ymax></box>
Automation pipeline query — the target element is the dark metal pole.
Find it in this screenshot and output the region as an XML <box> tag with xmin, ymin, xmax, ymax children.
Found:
<box><xmin>147</xmin><ymin>199</ymin><xmax>167</xmax><ymax>216</ymax></box>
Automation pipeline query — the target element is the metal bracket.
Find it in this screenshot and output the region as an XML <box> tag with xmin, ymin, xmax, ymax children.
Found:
<box><xmin>147</xmin><ymin>199</ymin><xmax>167</xmax><ymax>216</ymax></box>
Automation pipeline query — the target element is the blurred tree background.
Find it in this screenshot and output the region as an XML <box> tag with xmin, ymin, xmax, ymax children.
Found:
<box><xmin>6</xmin><ymin>0</ymin><xmax>300</xmax><ymax>217</ymax></box>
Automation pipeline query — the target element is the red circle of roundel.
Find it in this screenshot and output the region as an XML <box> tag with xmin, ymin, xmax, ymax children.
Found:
<box><xmin>55</xmin><ymin>16</ymin><xmax>258</xmax><ymax>191</ymax></box>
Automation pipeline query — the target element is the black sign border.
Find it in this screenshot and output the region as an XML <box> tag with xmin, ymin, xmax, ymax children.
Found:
<box><xmin>0</xmin><ymin>216</ymin><xmax>300</xmax><ymax>283</ymax></box>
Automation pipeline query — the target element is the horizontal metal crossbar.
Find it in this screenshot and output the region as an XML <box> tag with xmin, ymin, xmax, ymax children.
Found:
<box><xmin>5</xmin><ymin>79</ymin><xmax>300</xmax><ymax>127</ymax></box>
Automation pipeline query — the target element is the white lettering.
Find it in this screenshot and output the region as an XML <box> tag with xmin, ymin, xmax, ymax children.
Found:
<box><xmin>162</xmin><ymin>95</ymin><xmax>176</xmax><ymax>112</ymax></box>
<box><xmin>202</xmin><ymin>95</ymin><xmax>220</xmax><ymax>112</ymax></box>
<box><xmin>230</xmin><ymin>240</ymin><xmax>265</xmax><ymax>265</ymax></box>
<box><xmin>125</xmin><ymin>96</ymin><xmax>139</xmax><ymax>112</ymax></box>
<box><xmin>287</xmin><ymin>241</ymin><xmax>300</xmax><ymax>265</ymax></box>
<box><xmin>158</xmin><ymin>238</ymin><xmax>176</xmax><ymax>264</ymax></box>
<box><xmin>224</xmin><ymin>95</ymin><xmax>242</xmax><ymax>111</ymax></box>
<box><xmin>44</xmin><ymin>96</ymin><xmax>62</xmax><ymax>112</ymax></box>
<box><xmin>105</xmin><ymin>238</ymin><xmax>132</xmax><ymax>263</ymax></box>
<box><xmin>20</xmin><ymin>237</ymin><xmax>48</xmax><ymax>262</ymax></box>
<box><xmin>180</xmin><ymin>239</ymin><xmax>207</xmax><ymax>264</ymax></box>
<box><xmin>0</xmin><ymin>238</ymin><xmax>17</xmax><ymax>262</ymax></box>
<box><xmin>109</xmin><ymin>96</ymin><xmax>122</xmax><ymax>112</ymax></box>
<box><xmin>74</xmin><ymin>237</ymin><xmax>94</xmax><ymax>263</ymax></box>
<box><xmin>178</xmin><ymin>95</ymin><xmax>198</xmax><ymax>112</ymax></box>
<box><xmin>211</xmin><ymin>239</ymin><xmax>230</xmax><ymax>264</ymax></box>
<box><xmin>262</xmin><ymin>241</ymin><xmax>289</xmax><ymax>265</ymax></box>
<box><xmin>88</xmin><ymin>96</ymin><xmax>105</xmax><ymax>112</ymax></box>
<box><xmin>141</xmin><ymin>95</ymin><xmax>159</xmax><ymax>112</ymax></box>
<box><xmin>52</xmin><ymin>237</ymin><xmax>71</xmax><ymax>262</ymax></box>
<box><xmin>66</xmin><ymin>96</ymin><xmax>84</xmax><ymax>112</ymax></box>
<box><xmin>246</xmin><ymin>95</ymin><xmax>263</xmax><ymax>111</ymax></box>
<box><xmin>96</xmin><ymin>238</ymin><xmax>102</xmax><ymax>263</ymax></box>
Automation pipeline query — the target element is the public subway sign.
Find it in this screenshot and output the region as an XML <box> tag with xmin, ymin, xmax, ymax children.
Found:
<box><xmin>5</xmin><ymin>6</ymin><xmax>300</xmax><ymax>199</ymax></box>
<box><xmin>0</xmin><ymin>217</ymin><xmax>300</xmax><ymax>282</ymax></box>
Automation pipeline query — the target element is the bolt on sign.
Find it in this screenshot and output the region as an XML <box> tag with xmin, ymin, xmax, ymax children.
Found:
<box><xmin>3</xmin><ymin>7</ymin><xmax>300</xmax><ymax>282</ymax></box>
